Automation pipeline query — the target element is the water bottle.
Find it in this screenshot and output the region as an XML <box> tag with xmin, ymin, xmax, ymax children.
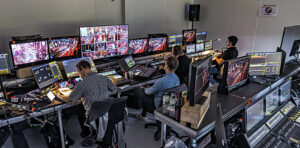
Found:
<box><xmin>162</xmin><ymin>92</ymin><xmax>170</xmax><ymax>114</ymax></box>
<box><xmin>169</xmin><ymin>93</ymin><xmax>177</xmax><ymax>117</ymax></box>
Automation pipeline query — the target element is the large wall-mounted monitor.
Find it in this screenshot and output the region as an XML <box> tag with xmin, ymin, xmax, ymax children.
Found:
<box><xmin>182</xmin><ymin>29</ymin><xmax>196</xmax><ymax>44</ymax></box>
<box><xmin>247</xmin><ymin>52</ymin><xmax>282</xmax><ymax>76</ymax></box>
<box><xmin>48</xmin><ymin>36</ymin><xmax>80</xmax><ymax>59</ymax></box>
<box><xmin>80</xmin><ymin>25</ymin><xmax>129</xmax><ymax>60</ymax></box>
<box><xmin>129</xmin><ymin>38</ymin><xmax>148</xmax><ymax>55</ymax></box>
<box><xmin>168</xmin><ymin>34</ymin><xmax>183</xmax><ymax>48</ymax></box>
<box><xmin>188</xmin><ymin>56</ymin><xmax>212</xmax><ymax>106</ymax></box>
<box><xmin>148</xmin><ymin>37</ymin><xmax>167</xmax><ymax>52</ymax></box>
<box><xmin>62</xmin><ymin>57</ymin><xmax>97</xmax><ymax>78</ymax></box>
<box><xmin>10</xmin><ymin>40</ymin><xmax>49</xmax><ymax>68</ymax></box>
<box><xmin>32</xmin><ymin>61</ymin><xmax>63</xmax><ymax>89</ymax></box>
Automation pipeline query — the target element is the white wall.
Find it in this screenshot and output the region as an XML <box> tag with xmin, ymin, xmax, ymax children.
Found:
<box><xmin>0</xmin><ymin>0</ymin><xmax>123</xmax><ymax>53</ymax></box>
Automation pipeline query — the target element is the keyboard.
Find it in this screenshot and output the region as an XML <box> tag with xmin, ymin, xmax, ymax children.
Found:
<box><xmin>133</xmin><ymin>65</ymin><xmax>156</xmax><ymax>78</ymax></box>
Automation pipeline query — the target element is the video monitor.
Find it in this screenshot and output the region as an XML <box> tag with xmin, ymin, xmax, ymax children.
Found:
<box><xmin>129</xmin><ymin>38</ymin><xmax>148</xmax><ymax>54</ymax></box>
<box><xmin>204</xmin><ymin>40</ymin><xmax>213</xmax><ymax>50</ymax></box>
<box><xmin>245</xmin><ymin>99</ymin><xmax>265</xmax><ymax>132</ymax></box>
<box><xmin>48</xmin><ymin>36</ymin><xmax>80</xmax><ymax>59</ymax></box>
<box><xmin>196</xmin><ymin>43</ymin><xmax>205</xmax><ymax>52</ymax></box>
<box><xmin>10</xmin><ymin>40</ymin><xmax>49</xmax><ymax>68</ymax></box>
<box><xmin>196</xmin><ymin>32</ymin><xmax>207</xmax><ymax>43</ymax></box>
<box><xmin>265</xmin><ymin>88</ymin><xmax>279</xmax><ymax>115</ymax></box>
<box><xmin>32</xmin><ymin>61</ymin><xmax>63</xmax><ymax>89</ymax></box>
<box><xmin>247</xmin><ymin>52</ymin><xmax>282</xmax><ymax>76</ymax></box>
<box><xmin>182</xmin><ymin>29</ymin><xmax>196</xmax><ymax>44</ymax></box>
<box><xmin>225</xmin><ymin>56</ymin><xmax>250</xmax><ymax>90</ymax></box>
<box><xmin>119</xmin><ymin>56</ymin><xmax>136</xmax><ymax>72</ymax></box>
<box><xmin>168</xmin><ymin>34</ymin><xmax>183</xmax><ymax>48</ymax></box>
<box><xmin>290</xmin><ymin>40</ymin><xmax>300</xmax><ymax>57</ymax></box>
<box><xmin>148</xmin><ymin>37</ymin><xmax>167</xmax><ymax>52</ymax></box>
<box><xmin>188</xmin><ymin>56</ymin><xmax>212</xmax><ymax>106</ymax></box>
<box><xmin>80</xmin><ymin>25</ymin><xmax>129</xmax><ymax>60</ymax></box>
<box><xmin>62</xmin><ymin>57</ymin><xmax>97</xmax><ymax>78</ymax></box>
<box><xmin>0</xmin><ymin>54</ymin><xmax>10</xmax><ymax>75</ymax></box>
<box><xmin>186</xmin><ymin>44</ymin><xmax>196</xmax><ymax>54</ymax></box>
<box><xmin>280</xmin><ymin>25</ymin><xmax>300</xmax><ymax>62</ymax></box>
<box><xmin>279</xmin><ymin>80</ymin><xmax>291</xmax><ymax>104</ymax></box>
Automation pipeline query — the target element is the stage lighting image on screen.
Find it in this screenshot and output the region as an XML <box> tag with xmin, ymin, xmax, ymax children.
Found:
<box><xmin>265</xmin><ymin>88</ymin><xmax>279</xmax><ymax>115</ymax></box>
<box><xmin>247</xmin><ymin>52</ymin><xmax>282</xmax><ymax>76</ymax></box>
<box><xmin>148</xmin><ymin>37</ymin><xmax>167</xmax><ymax>52</ymax></box>
<box><xmin>183</xmin><ymin>29</ymin><xmax>196</xmax><ymax>44</ymax></box>
<box><xmin>188</xmin><ymin>56</ymin><xmax>212</xmax><ymax>105</ymax></box>
<box><xmin>246</xmin><ymin>99</ymin><xmax>264</xmax><ymax>132</ymax></box>
<box><xmin>196</xmin><ymin>43</ymin><xmax>204</xmax><ymax>52</ymax></box>
<box><xmin>129</xmin><ymin>38</ymin><xmax>148</xmax><ymax>54</ymax></box>
<box><xmin>186</xmin><ymin>44</ymin><xmax>196</xmax><ymax>54</ymax></box>
<box><xmin>11</xmin><ymin>40</ymin><xmax>49</xmax><ymax>67</ymax></box>
<box><xmin>168</xmin><ymin>34</ymin><xmax>183</xmax><ymax>47</ymax></box>
<box><xmin>49</xmin><ymin>37</ymin><xmax>79</xmax><ymax>59</ymax></box>
<box><xmin>226</xmin><ymin>57</ymin><xmax>250</xmax><ymax>88</ymax></box>
<box><xmin>80</xmin><ymin>25</ymin><xmax>128</xmax><ymax>60</ymax></box>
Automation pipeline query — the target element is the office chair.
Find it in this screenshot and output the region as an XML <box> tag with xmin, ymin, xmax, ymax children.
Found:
<box><xmin>144</xmin><ymin>84</ymin><xmax>187</xmax><ymax>141</ymax></box>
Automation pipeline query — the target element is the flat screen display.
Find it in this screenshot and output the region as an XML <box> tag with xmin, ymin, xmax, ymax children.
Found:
<box><xmin>265</xmin><ymin>88</ymin><xmax>279</xmax><ymax>115</ymax></box>
<box><xmin>80</xmin><ymin>25</ymin><xmax>129</xmax><ymax>59</ymax></box>
<box><xmin>11</xmin><ymin>40</ymin><xmax>49</xmax><ymax>67</ymax></box>
<box><xmin>226</xmin><ymin>57</ymin><xmax>250</xmax><ymax>88</ymax></box>
<box><xmin>186</xmin><ymin>44</ymin><xmax>196</xmax><ymax>54</ymax></box>
<box><xmin>196</xmin><ymin>32</ymin><xmax>207</xmax><ymax>43</ymax></box>
<box><xmin>246</xmin><ymin>99</ymin><xmax>265</xmax><ymax>132</ymax></box>
<box><xmin>168</xmin><ymin>34</ymin><xmax>183</xmax><ymax>47</ymax></box>
<box><xmin>62</xmin><ymin>57</ymin><xmax>97</xmax><ymax>78</ymax></box>
<box><xmin>148</xmin><ymin>37</ymin><xmax>167</xmax><ymax>52</ymax></box>
<box><xmin>196</xmin><ymin>43</ymin><xmax>205</xmax><ymax>52</ymax></box>
<box><xmin>129</xmin><ymin>38</ymin><xmax>148</xmax><ymax>54</ymax></box>
<box><xmin>48</xmin><ymin>37</ymin><xmax>79</xmax><ymax>59</ymax></box>
<box><xmin>183</xmin><ymin>29</ymin><xmax>196</xmax><ymax>44</ymax></box>
<box><xmin>204</xmin><ymin>40</ymin><xmax>213</xmax><ymax>50</ymax></box>
<box><xmin>0</xmin><ymin>54</ymin><xmax>9</xmax><ymax>75</ymax></box>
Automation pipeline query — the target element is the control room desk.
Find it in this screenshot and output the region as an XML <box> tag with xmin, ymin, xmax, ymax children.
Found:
<box><xmin>155</xmin><ymin>61</ymin><xmax>300</xmax><ymax>147</ymax></box>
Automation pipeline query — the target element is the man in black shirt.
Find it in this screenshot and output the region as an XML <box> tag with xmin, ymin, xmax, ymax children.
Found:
<box><xmin>172</xmin><ymin>45</ymin><xmax>191</xmax><ymax>84</ymax></box>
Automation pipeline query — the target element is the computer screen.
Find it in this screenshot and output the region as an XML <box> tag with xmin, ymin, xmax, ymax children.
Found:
<box><xmin>125</xmin><ymin>56</ymin><xmax>136</xmax><ymax>68</ymax></box>
<box><xmin>247</xmin><ymin>52</ymin><xmax>282</xmax><ymax>76</ymax></box>
<box><xmin>204</xmin><ymin>40</ymin><xmax>213</xmax><ymax>50</ymax></box>
<box><xmin>99</xmin><ymin>70</ymin><xmax>117</xmax><ymax>76</ymax></box>
<box><xmin>48</xmin><ymin>37</ymin><xmax>80</xmax><ymax>59</ymax></box>
<box><xmin>32</xmin><ymin>61</ymin><xmax>63</xmax><ymax>89</ymax></box>
<box><xmin>148</xmin><ymin>37</ymin><xmax>167</xmax><ymax>52</ymax></box>
<box><xmin>11</xmin><ymin>40</ymin><xmax>49</xmax><ymax>68</ymax></box>
<box><xmin>265</xmin><ymin>88</ymin><xmax>279</xmax><ymax>115</ymax></box>
<box><xmin>188</xmin><ymin>56</ymin><xmax>212</xmax><ymax>105</ymax></box>
<box><xmin>168</xmin><ymin>34</ymin><xmax>183</xmax><ymax>48</ymax></box>
<box><xmin>290</xmin><ymin>39</ymin><xmax>300</xmax><ymax>57</ymax></box>
<box><xmin>129</xmin><ymin>38</ymin><xmax>148</xmax><ymax>54</ymax></box>
<box><xmin>62</xmin><ymin>57</ymin><xmax>97</xmax><ymax>78</ymax></box>
<box><xmin>80</xmin><ymin>25</ymin><xmax>129</xmax><ymax>60</ymax></box>
<box><xmin>186</xmin><ymin>44</ymin><xmax>196</xmax><ymax>54</ymax></box>
<box><xmin>183</xmin><ymin>29</ymin><xmax>196</xmax><ymax>44</ymax></box>
<box><xmin>196</xmin><ymin>32</ymin><xmax>207</xmax><ymax>43</ymax></box>
<box><xmin>0</xmin><ymin>54</ymin><xmax>10</xmax><ymax>75</ymax></box>
<box><xmin>196</xmin><ymin>43</ymin><xmax>205</xmax><ymax>52</ymax></box>
<box><xmin>226</xmin><ymin>56</ymin><xmax>250</xmax><ymax>89</ymax></box>
<box><xmin>246</xmin><ymin>99</ymin><xmax>265</xmax><ymax>132</ymax></box>
<box><xmin>279</xmin><ymin>80</ymin><xmax>291</xmax><ymax>104</ymax></box>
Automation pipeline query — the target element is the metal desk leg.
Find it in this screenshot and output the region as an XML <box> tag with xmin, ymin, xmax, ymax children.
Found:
<box><xmin>57</xmin><ymin>110</ymin><xmax>65</xmax><ymax>148</ymax></box>
<box><xmin>160</xmin><ymin>122</ymin><xmax>167</xmax><ymax>146</ymax></box>
<box><xmin>190</xmin><ymin>138</ymin><xmax>197</xmax><ymax>148</ymax></box>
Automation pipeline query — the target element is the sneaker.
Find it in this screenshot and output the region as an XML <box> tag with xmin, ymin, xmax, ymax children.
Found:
<box><xmin>136</xmin><ymin>114</ymin><xmax>148</xmax><ymax>121</ymax></box>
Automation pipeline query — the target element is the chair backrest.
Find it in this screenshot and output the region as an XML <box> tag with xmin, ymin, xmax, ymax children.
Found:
<box><xmin>160</xmin><ymin>83</ymin><xmax>188</xmax><ymax>106</ymax></box>
<box><xmin>87</xmin><ymin>98</ymin><xmax>113</xmax><ymax>123</ymax></box>
<box><xmin>108</xmin><ymin>96</ymin><xmax>128</xmax><ymax>124</ymax></box>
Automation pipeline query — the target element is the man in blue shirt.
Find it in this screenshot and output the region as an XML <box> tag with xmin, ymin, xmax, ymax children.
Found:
<box><xmin>136</xmin><ymin>56</ymin><xmax>180</xmax><ymax>117</ymax></box>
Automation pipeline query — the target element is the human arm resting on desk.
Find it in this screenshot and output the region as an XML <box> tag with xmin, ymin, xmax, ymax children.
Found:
<box><xmin>144</xmin><ymin>80</ymin><xmax>161</xmax><ymax>95</ymax></box>
<box><xmin>68</xmin><ymin>84</ymin><xmax>83</xmax><ymax>105</ymax></box>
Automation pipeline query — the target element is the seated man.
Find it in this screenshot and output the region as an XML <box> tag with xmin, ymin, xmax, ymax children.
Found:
<box><xmin>211</xmin><ymin>35</ymin><xmax>239</xmax><ymax>83</ymax></box>
<box><xmin>136</xmin><ymin>56</ymin><xmax>180</xmax><ymax>117</ymax></box>
<box><xmin>67</xmin><ymin>60</ymin><xmax>117</xmax><ymax>143</ymax></box>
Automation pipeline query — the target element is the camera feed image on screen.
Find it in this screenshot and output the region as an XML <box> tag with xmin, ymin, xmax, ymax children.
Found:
<box><xmin>183</xmin><ymin>30</ymin><xmax>196</xmax><ymax>44</ymax></box>
<box><xmin>205</xmin><ymin>41</ymin><xmax>213</xmax><ymax>50</ymax></box>
<box><xmin>196</xmin><ymin>43</ymin><xmax>204</xmax><ymax>52</ymax></box>
<box><xmin>247</xmin><ymin>52</ymin><xmax>282</xmax><ymax>76</ymax></box>
<box><xmin>280</xmin><ymin>80</ymin><xmax>291</xmax><ymax>104</ymax></box>
<box><xmin>265</xmin><ymin>88</ymin><xmax>279</xmax><ymax>115</ymax></box>
<box><xmin>186</xmin><ymin>44</ymin><xmax>196</xmax><ymax>54</ymax></box>
<box><xmin>80</xmin><ymin>25</ymin><xmax>128</xmax><ymax>59</ymax></box>
<box><xmin>62</xmin><ymin>57</ymin><xmax>97</xmax><ymax>78</ymax></box>
<box><xmin>196</xmin><ymin>32</ymin><xmax>207</xmax><ymax>43</ymax></box>
<box><xmin>129</xmin><ymin>39</ymin><xmax>148</xmax><ymax>54</ymax></box>
<box><xmin>168</xmin><ymin>34</ymin><xmax>183</xmax><ymax>47</ymax></box>
<box><xmin>148</xmin><ymin>37</ymin><xmax>167</xmax><ymax>52</ymax></box>
<box><xmin>0</xmin><ymin>54</ymin><xmax>9</xmax><ymax>75</ymax></box>
<box><xmin>246</xmin><ymin>99</ymin><xmax>265</xmax><ymax>132</ymax></box>
<box><xmin>49</xmin><ymin>37</ymin><xmax>79</xmax><ymax>59</ymax></box>
<box><xmin>11</xmin><ymin>41</ymin><xmax>49</xmax><ymax>67</ymax></box>
<box><xmin>32</xmin><ymin>61</ymin><xmax>62</xmax><ymax>89</ymax></box>
<box><xmin>226</xmin><ymin>57</ymin><xmax>250</xmax><ymax>88</ymax></box>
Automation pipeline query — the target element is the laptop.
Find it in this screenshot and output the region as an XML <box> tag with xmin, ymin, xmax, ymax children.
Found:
<box><xmin>119</xmin><ymin>56</ymin><xmax>156</xmax><ymax>78</ymax></box>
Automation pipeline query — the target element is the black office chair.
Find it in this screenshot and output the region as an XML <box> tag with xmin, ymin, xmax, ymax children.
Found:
<box><xmin>144</xmin><ymin>84</ymin><xmax>188</xmax><ymax>141</ymax></box>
